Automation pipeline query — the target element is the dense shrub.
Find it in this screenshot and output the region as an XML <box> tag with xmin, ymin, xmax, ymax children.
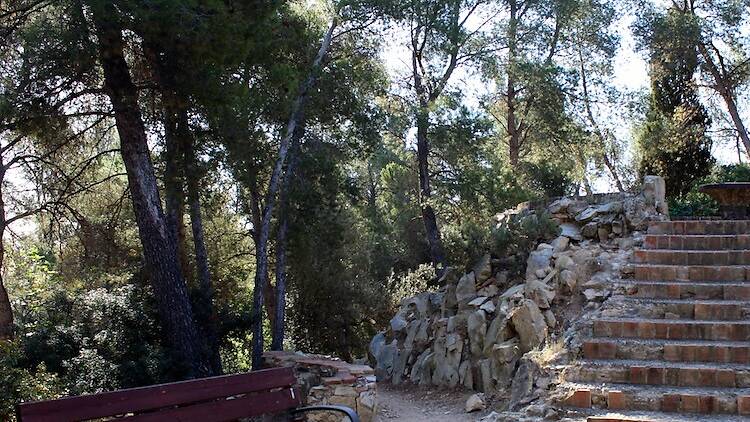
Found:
<box><xmin>491</xmin><ymin>211</ymin><xmax>560</xmax><ymax>278</ymax></box>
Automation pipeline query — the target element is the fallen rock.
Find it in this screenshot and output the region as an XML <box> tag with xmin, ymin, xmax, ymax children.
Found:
<box><xmin>551</xmin><ymin>235</ymin><xmax>570</xmax><ymax>253</ymax></box>
<box><xmin>581</xmin><ymin>222</ymin><xmax>598</xmax><ymax>238</ymax></box>
<box><xmin>559</xmin><ymin>269</ymin><xmax>577</xmax><ymax>290</ymax></box>
<box><xmin>465</xmin><ymin>393</ymin><xmax>486</xmax><ymax>412</ymax></box>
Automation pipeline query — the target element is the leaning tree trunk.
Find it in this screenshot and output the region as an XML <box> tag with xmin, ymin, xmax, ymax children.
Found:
<box><xmin>89</xmin><ymin>3</ymin><xmax>208</xmax><ymax>378</ymax></box>
<box><xmin>697</xmin><ymin>42</ymin><xmax>750</xmax><ymax>160</ymax></box>
<box><xmin>578</xmin><ymin>50</ymin><xmax>625</xmax><ymax>192</ymax></box>
<box><xmin>250</xmin><ymin>20</ymin><xmax>337</xmax><ymax>369</ymax></box>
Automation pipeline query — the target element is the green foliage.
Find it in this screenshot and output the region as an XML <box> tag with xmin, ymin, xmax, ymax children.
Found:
<box><xmin>669</xmin><ymin>163</ymin><xmax>750</xmax><ymax>217</ymax></box>
<box><xmin>0</xmin><ymin>341</ymin><xmax>64</xmax><ymax>421</ymax></box>
<box><xmin>635</xmin><ymin>8</ymin><xmax>714</xmax><ymax>198</ymax></box>
<box><xmin>491</xmin><ymin>211</ymin><xmax>560</xmax><ymax>277</ymax></box>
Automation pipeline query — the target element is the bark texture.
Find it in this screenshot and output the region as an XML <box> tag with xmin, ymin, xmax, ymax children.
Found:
<box><xmin>90</xmin><ymin>2</ymin><xmax>208</xmax><ymax>378</ymax></box>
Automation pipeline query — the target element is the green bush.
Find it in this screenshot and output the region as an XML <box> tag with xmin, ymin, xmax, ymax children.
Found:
<box><xmin>0</xmin><ymin>341</ymin><xmax>64</xmax><ymax>421</ymax></box>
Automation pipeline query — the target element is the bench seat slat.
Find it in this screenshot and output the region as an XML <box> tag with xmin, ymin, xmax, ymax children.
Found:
<box><xmin>125</xmin><ymin>388</ymin><xmax>300</xmax><ymax>422</ymax></box>
<box><xmin>17</xmin><ymin>367</ymin><xmax>297</xmax><ymax>422</ymax></box>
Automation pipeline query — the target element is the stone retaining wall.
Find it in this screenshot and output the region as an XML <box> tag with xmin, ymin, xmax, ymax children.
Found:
<box><xmin>263</xmin><ymin>351</ymin><xmax>376</xmax><ymax>422</ymax></box>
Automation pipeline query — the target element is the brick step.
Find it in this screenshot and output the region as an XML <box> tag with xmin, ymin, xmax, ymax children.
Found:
<box><xmin>592</xmin><ymin>318</ymin><xmax>750</xmax><ymax>341</ymax></box>
<box><xmin>582</xmin><ymin>339</ymin><xmax>750</xmax><ymax>364</ymax></box>
<box><xmin>605</xmin><ymin>298</ymin><xmax>748</xmax><ymax>321</ymax></box>
<box><xmin>569</xmin><ymin>359</ymin><xmax>750</xmax><ymax>388</ymax></box>
<box><xmin>563</xmin><ymin>382</ymin><xmax>750</xmax><ymax>415</ymax></box>
<box><xmin>648</xmin><ymin>221</ymin><xmax>750</xmax><ymax>235</ymax></box>
<box><xmin>581</xmin><ymin>410</ymin><xmax>750</xmax><ymax>422</ymax></box>
<box><xmin>619</xmin><ymin>281</ymin><xmax>750</xmax><ymax>300</ymax></box>
<box><xmin>634</xmin><ymin>264</ymin><xmax>750</xmax><ymax>282</ymax></box>
<box><xmin>634</xmin><ymin>250</ymin><xmax>750</xmax><ymax>266</ymax></box>
<box><xmin>644</xmin><ymin>235</ymin><xmax>750</xmax><ymax>251</ymax></box>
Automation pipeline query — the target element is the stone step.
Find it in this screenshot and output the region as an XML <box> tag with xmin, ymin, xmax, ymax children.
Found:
<box><xmin>606</xmin><ymin>298</ymin><xmax>748</xmax><ymax>321</ymax></box>
<box><xmin>569</xmin><ymin>359</ymin><xmax>750</xmax><ymax>388</ymax></box>
<box><xmin>619</xmin><ymin>281</ymin><xmax>750</xmax><ymax>300</ymax></box>
<box><xmin>563</xmin><ymin>382</ymin><xmax>750</xmax><ymax>415</ymax></box>
<box><xmin>583</xmin><ymin>339</ymin><xmax>750</xmax><ymax>364</ymax></box>
<box><xmin>634</xmin><ymin>264</ymin><xmax>750</xmax><ymax>282</ymax></box>
<box><xmin>648</xmin><ymin>221</ymin><xmax>750</xmax><ymax>236</ymax></box>
<box><xmin>634</xmin><ymin>250</ymin><xmax>750</xmax><ymax>266</ymax></box>
<box><xmin>644</xmin><ymin>235</ymin><xmax>750</xmax><ymax>251</ymax></box>
<box><xmin>592</xmin><ymin>318</ymin><xmax>750</xmax><ymax>341</ymax></box>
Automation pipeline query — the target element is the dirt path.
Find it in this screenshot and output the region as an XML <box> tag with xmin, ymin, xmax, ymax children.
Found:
<box><xmin>374</xmin><ymin>384</ymin><xmax>492</xmax><ymax>422</ymax></box>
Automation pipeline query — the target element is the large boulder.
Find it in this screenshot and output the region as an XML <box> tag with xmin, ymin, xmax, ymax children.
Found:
<box><xmin>524</xmin><ymin>279</ymin><xmax>555</xmax><ymax>309</ymax></box>
<box><xmin>525</xmin><ymin>247</ymin><xmax>553</xmax><ymax>281</ymax></box>
<box><xmin>456</xmin><ymin>272</ymin><xmax>477</xmax><ymax>307</ymax></box>
<box><xmin>467</xmin><ymin>310</ymin><xmax>487</xmax><ymax>357</ymax></box>
<box><xmin>510</xmin><ymin>299</ymin><xmax>548</xmax><ymax>353</ymax></box>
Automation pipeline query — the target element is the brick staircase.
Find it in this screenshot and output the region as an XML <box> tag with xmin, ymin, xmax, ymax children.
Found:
<box><xmin>564</xmin><ymin>220</ymin><xmax>750</xmax><ymax>422</ymax></box>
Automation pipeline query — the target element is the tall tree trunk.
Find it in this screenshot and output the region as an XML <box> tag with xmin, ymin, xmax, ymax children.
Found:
<box><xmin>411</xmin><ymin>24</ymin><xmax>448</xmax><ymax>275</ymax></box>
<box><xmin>578</xmin><ymin>50</ymin><xmax>625</xmax><ymax>192</ymax></box>
<box><xmin>0</xmin><ymin>161</ymin><xmax>10</xmax><ymax>341</ymax></box>
<box><xmin>416</xmin><ymin>109</ymin><xmax>448</xmax><ymax>275</ymax></box>
<box><xmin>144</xmin><ymin>43</ymin><xmax>190</xmax><ymax>280</ymax></box>
<box><xmin>163</xmin><ymin>113</ymin><xmax>190</xmax><ymax>278</ymax></box>
<box><xmin>182</xmin><ymin>112</ymin><xmax>222</xmax><ymax>375</ymax></box>
<box><xmin>250</xmin><ymin>19</ymin><xmax>338</xmax><ymax>369</ymax></box>
<box><xmin>0</xmin><ymin>274</ymin><xmax>10</xmax><ymax>341</ymax></box>
<box><xmin>506</xmin><ymin>0</ymin><xmax>521</xmax><ymax>168</ymax></box>
<box><xmin>89</xmin><ymin>3</ymin><xmax>208</xmax><ymax>378</ymax></box>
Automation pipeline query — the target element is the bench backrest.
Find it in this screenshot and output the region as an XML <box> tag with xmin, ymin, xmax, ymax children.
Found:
<box><xmin>16</xmin><ymin>367</ymin><xmax>300</xmax><ymax>422</ymax></box>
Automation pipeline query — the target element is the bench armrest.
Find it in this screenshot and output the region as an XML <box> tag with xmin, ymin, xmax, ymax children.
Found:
<box><xmin>291</xmin><ymin>405</ymin><xmax>360</xmax><ymax>422</ymax></box>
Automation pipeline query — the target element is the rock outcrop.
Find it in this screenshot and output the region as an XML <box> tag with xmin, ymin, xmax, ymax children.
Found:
<box><xmin>370</xmin><ymin>177</ymin><xmax>668</xmax><ymax>403</ymax></box>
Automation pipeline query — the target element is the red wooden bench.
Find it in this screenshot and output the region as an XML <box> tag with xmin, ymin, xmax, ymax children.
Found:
<box><xmin>16</xmin><ymin>367</ymin><xmax>359</xmax><ymax>422</ymax></box>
